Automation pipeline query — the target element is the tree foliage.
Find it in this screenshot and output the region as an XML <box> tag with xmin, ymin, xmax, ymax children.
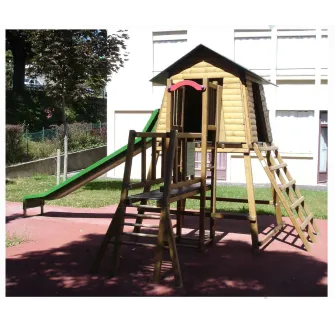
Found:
<box><xmin>26</xmin><ymin>29</ymin><xmax>129</xmax><ymax>107</ymax></box>
<box><xmin>6</xmin><ymin>30</ymin><xmax>34</xmax><ymax>91</ymax></box>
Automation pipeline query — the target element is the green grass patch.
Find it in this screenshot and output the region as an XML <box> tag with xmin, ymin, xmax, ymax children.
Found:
<box><xmin>5</xmin><ymin>174</ymin><xmax>328</xmax><ymax>219</ymax></box>
<box><xmin>6</xmin><ymin>231</ymin><xmax>28</xmax><ymax>248</ymax></box>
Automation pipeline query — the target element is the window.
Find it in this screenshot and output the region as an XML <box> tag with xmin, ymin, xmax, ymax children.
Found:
<box><xmin>234</xmin><ymin>36</ymin><xmax>272</xmax><ymax>70</ymax></box>
<box><xmin>152</xmin><ymin>30</ymin><xmax>187</xmax><ymax>77</ymax></box>
<box><xmin>277</xmin><ymin>36</ymin><xmax>316</xmax><ymax>69</ymax></box>
<box><xmin>320</xmin><ymin>35</ymin><xmax>329</xmax><ymax>69</ymax></box>
<box><xmin>275</xmin><ymin>110</ymin><xmax>314</xmax><ymax>153</ymax></box>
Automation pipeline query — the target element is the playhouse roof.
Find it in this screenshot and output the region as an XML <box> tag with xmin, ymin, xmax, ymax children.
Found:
<box><xmin>150</xmin><ymin>44</ymin><xmax>276</xmax><ymax>86</ymax></box>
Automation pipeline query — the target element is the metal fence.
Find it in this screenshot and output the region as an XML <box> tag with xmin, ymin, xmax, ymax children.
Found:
<box><xmin>24</xmin><ymin>122</ymin><xmax>107</xmax><ymax>142</ymax></box>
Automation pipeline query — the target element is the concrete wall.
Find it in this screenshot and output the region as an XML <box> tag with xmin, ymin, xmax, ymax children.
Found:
<box><xmin>6</xmin><ymin>146</ymin><xmax>107</xmax><ymax>178</ymax></box>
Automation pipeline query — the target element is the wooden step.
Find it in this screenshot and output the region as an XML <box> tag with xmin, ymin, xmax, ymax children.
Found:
<box><xmin>269</xmin><ymin>163</ymin><xmax>287</xmax><ymax>171</ymax></box>
<box><xmin>110</xmin><ymin>240</ymin><xmax>157</xmax><ymax>248</ymax></box>
<box><xmin>290</xmin><ymin>196</ymin><xmax>305</xmax><ymax>210</ymax></box>
<box><xmin>300</xmin><ymin>213</ymin><xmax>314</xmax><ymax>230</ymax></box>
<box><xmin>279</xmin><ymin>180</ymin><xmax>296</xmax><ymax>190</ymax></box>
<box><xmin>122</xmin><ymin>222</ymin><xmax>160</xmax><ymax>228</ymax></box>
<box><xmin>258</xmin><ymin>145</ymin><xmax>278</xmax><ymax>151</ymax></box>
<box><xmin>125</xmin><ymin>213</ymin><xmax>160</xmax><ymax>220</ymax></box>
<box><xmin>122</xmin><ymin>232</ymin><xmax>158</xmax><ymax>238</ymax></box>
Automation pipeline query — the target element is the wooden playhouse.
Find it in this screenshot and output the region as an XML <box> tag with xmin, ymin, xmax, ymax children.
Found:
<box><xmin>92</xmin><ymin>44</ymin><xmax>320</xmax><ymax>287</ymax></box>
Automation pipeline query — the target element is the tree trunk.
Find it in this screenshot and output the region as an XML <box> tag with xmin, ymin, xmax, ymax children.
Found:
<box><xmin>11</xmin><ymin>44</ymin><xmax>26</xmax><ymax>92</ymax></box>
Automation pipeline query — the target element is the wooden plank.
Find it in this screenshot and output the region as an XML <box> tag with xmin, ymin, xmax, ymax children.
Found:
<box><xmin>128</xmin><ymin>178</ymin><xmax>164</xmax><ymax>189</ymax></box>
<box><xmin>269</xmin><ymin>163</ymin><xmax>287</xmax><ymax>171</ymax></box>
<box><xmin>161</xmin><ymin>177</ymin><xmax>201</xmax><ymax>191</ymax></box>
<box><xmin>223</xmin><ymin>112</ymin><xmax>245</xmax><ymax>119</ymax></box>
<box><xmin>122</xmin><ymin>232</ymin><xmax>158</xmax><ymax>238</ymax></box>
<box><xmin>136</xmin><ymin>132</ymin><xmax>168</xmax><ymax>138</ymax></box>
<box><xmin>141</xmin><ymin>137</ymin><xmax>146</xmax><ymax>181</ymax></box>
<box><xmin>300</xmin><ymin>213</ymin><xmax>314</xmax><ymax>230</ymax></box>
<box><xmin>151</xmin><ymin>137</ymin><xmax>157</xmax><ymax>180</ymax></box>
<box><xmin>224</xmin><ymin>118</ymin><xmax>245</xmax><ymax>125</ymax></box>
<box><xmin>225</xmin><ymin>131</ymin><xmax>246</xmax><ymax>137</ymax></box>
<box><xmin>290</xmin><ymin>196</ymin><xmax>305</xmax><ymax>210</ymax></box>
<box><xmin>225</xmin><ymin>136</ymin><xmax>247</xmax><ymax>142</ymax></box>
<box><xmin>189</xmin><ymin>196</ymin><xmax>273</xmax><ymax>205</ymax></box>
<box><xmin>125</xmin><ymin>213</ymin><xmax>160</xmax><ymax>220</ymax></box>
<box><xmin>223</xmin><ymin>83</ymin><xmax>242</xmax><ymax>89</ymax></box>
<box><xmin>222</xmin><ymin>101</ymin><xmax>243</xmax><ymax>107</ymax></box>
<box><xmin>122</xmin><ymin>222</ymin><xmax>160</xmax><ymax>228</ymax></box>
<box><xmin>225</xmin><ymin>124</ymin><xmax>245</xmax><ymax>131</ymax></box>
<box><xmin>222</xmin><ymin>95</ymin><xmax>242</xmax><ymax>101</ymax></box>
<box><xmin>279</xmin><ymin>179</ymin><xmax>296</xmax><ymax>190</ymax></box>
<box><xmin>244</xmin><ymin>153</ymin><xmax>260</xmax><ymax>253</ymax></box>
<box><xmin>241</xmin><ymin>83</ymin><xmax>252</xmax><ymax>145</ymax></box>
<box><xmin>177</xmin><ymin>132</ymin><xmax>202</xmax><ymax>139</ymax></box>
<box><xmin>222</xmin><ymin>88</ymin><xmax>242</xmax><ymax>95</ymax></box>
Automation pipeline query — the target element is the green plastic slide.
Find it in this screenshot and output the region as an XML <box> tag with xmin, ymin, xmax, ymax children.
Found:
<box><xmin>23</xmin><ymin>109</ymin><xmax>160</xmax><ymax>214</ymax></box>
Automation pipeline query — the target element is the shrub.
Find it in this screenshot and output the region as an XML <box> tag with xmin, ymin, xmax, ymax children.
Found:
<box><xmin>26</xmin><ymin>139</ymin><xmax>59</xmax><ymax>160</ymax></box>
<box><xmin>6</xmin><ymin>125</ymin><xmax>26</xmax><ymax>164</ymax></box>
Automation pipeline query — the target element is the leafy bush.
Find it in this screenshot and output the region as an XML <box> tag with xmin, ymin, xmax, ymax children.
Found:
<box><xmin>6</xmin><ymin>122</ymin><xmax>107</xmax><ymax>165</ymax></box>
<box><xmin>25</xmin><ymin>139</ymin><xmax>59</xmax><ymax>160</ymax></box>
<box><xmin>6</xmin><ymin>125</ymin><xmax>26</xmax><ymax>164</ymax></box>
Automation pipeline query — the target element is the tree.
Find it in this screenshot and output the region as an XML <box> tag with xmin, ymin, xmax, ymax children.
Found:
<box><xmin>27</xmin><ymin>29</ymin><xmax>129</xmax><ymax>180</ymax></box>
<box><xmin>6</xmin><ymin>50</ymin><xmax>13</xmax><ymax>89</ymax></box>
<box><xmin>6</xmin><ymin>30</ymin><xmax>33</xmax><ymax>92</ymax></box>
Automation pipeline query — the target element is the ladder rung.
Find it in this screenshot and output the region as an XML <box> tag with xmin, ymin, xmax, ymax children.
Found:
<box><xmin>300</xmin><ymin>213</ymin><xmax>314</xmax><ymax>230</ymax></box>
<box><xmin>125</xmin><ymin>213</ymin><xmax>160</xmax><ymax>220</ymax></box>
<box><xmin>122</xmin><ymin>232</ymin><xmax>158</xmax><ymax>238</ymax></box>
<box><xmin>258</xmin><ymin>145</ymin><xmax>278</xmax><ymax>151</ymax></box>
<box><xmin>122</xmin><ymin>222</ymin><xmax>159</xmax><ymax>228</ymax></box>
<box><xmin>290</xmin><ymin>196</ymin><xmax>305</xmax><ymax>210</ymax></box>
<box><xmin>269</xmin><ymin>163</ymin><xmax>287</xmax><ymax>171</ymax></box>
<box><xmin>110</xmin><ymin>240</ymin><xmax>157</xmax><ymax>248</ymax></box>
<box><xmin>279</xmin><ymin>179</ymin><xmax>296</xmax><ymax>190</ymax></box>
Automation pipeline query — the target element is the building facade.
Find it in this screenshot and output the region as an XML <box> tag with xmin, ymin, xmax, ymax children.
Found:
<box><xmin>106</xmin><ymin>26</ymin><xmax>329</xmax><ymax>185</ymax></box>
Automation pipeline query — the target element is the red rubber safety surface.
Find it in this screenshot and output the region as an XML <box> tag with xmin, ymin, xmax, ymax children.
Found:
<box><xmin>6</xmin><ymin>201</ymin><xmax>327</xmax><ymax>297</ymax></box>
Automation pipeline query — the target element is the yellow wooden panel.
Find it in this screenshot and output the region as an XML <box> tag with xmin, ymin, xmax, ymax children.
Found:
<box><xmin>225</xmin><ymin>130</ymin><xmax>246</xmax><ymax>136</ymax></box>
<box><xmin>222</xmin><ymin>88</ymin><xmax>242</xmax><ymax>95</ymax></box>
<box><xmin>223</xmin><ymin>83</ymin><xmax>241</xmax><ymax>89</ymax></box>
<box><xmin>222</xmin><ymin>107</ymin><xmax>244</xmax><ymax>113</ymax></box>
<box><xmin>223</xmin><ymin>112</ymin><xmax>245</xmax><ymax>119</ymax></box>
<box><xmin>222</xmin><ymin>95</ymin><xmax>243</xmax><ymax>101</ymax></box>
<box><xmin>225</xmin><ymin>124</ymin><xmax>245</xmax><ymax>131</ymax></box>
<box><xmin>225</xmin><ymin>136</ymin><xmax>247</xmax><ymax>142</ymax></box>
<box><xmin>224</xmin><ymin>119</ymin><xmax>245</xmax><ymax>125</ymax></box>
<box><xmin>222</xmin><ymin>101</ymin><xmax>243</xmax><ymax>107</ymax></box>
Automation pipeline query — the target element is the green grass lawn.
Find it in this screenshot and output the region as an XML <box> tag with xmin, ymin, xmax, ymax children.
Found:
<box><xmin>6</xmin><ymin>174</ymin><xmax>328</xmax><ymax>219</ymax></box>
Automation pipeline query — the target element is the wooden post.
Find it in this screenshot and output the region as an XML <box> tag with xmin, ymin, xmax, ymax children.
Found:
<box><xmin>153</xmin><ymin>130</ymin><xmax>183</xmax><ymax>287</ymax></box>
<box><xmin>199</xmin><ymin>78</ymin><xmax>209</xmax><ymax>251</ymax></box>
<box><xmin>244</xmin><ymin>153</ymin><xmax>260</xmax><ymax>253</ymax></box>
<box><xmin>56</xmin><ymin>149</ymin><xmax>61</xmax><ymax>185</ymax></box>
<box><xmin>267</xmin><ymin>150</ymin><xmax>282</xmax><ymax>225</ymax></box>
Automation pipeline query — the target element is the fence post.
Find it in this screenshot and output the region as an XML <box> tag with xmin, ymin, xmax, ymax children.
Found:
<box><xmin>42</xmin><ymin>127</ymin><xmax>45</xmax><ymax>141</ymax></box>
<box><xmin>99</xmin><ymin>120</ymin><xmax>102</xmax><ymax>135</ymax></box>
<box><xmin>26</xmin><ymin>127</ymin><xmax>29</xmax><ymax>157</ymax></box>
<box><xmin>56</xmin><ymin>149</ymin><xmax>61</xmax><ymax>185</ymax></box>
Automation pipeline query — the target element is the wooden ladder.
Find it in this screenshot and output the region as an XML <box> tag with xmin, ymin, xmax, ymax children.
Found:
<box><xmin>253</xmin><ymin>143</ymin><xmax>320</xmax><ymax>251</ymax></box>
<box><xmin>91</xmin><ymin>130</ymin><xmax>183</xmax><ymax>287</ymax></box>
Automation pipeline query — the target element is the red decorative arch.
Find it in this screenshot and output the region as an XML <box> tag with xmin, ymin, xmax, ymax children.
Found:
<box><xmin>168</xmin><ymin>80</ymin><xmax>206</xmax><ymax>92</ymax></box>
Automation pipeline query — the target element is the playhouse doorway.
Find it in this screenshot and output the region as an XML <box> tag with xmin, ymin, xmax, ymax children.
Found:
<box><xmin>183</xmin><ymin>79</ymin><xmax>203</xmax><ymax>133</ymax></box>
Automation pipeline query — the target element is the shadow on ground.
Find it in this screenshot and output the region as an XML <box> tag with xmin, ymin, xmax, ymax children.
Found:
<box><xmin>6</xmin><ymin>214</ymin><xmax>327</xmax><ymax>297</ymax></box>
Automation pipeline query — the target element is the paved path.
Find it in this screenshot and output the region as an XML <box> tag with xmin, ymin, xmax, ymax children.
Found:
<box><xmin>6</xmin><ymin>201</ymin><xmax>328</xmax><ymax>296</ymax></box>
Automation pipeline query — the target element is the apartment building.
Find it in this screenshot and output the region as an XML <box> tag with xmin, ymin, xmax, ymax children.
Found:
<box><xmin>106</xmin><ymin>26</ymin><xmax>329</xmax><ymax>185</ymax></box>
